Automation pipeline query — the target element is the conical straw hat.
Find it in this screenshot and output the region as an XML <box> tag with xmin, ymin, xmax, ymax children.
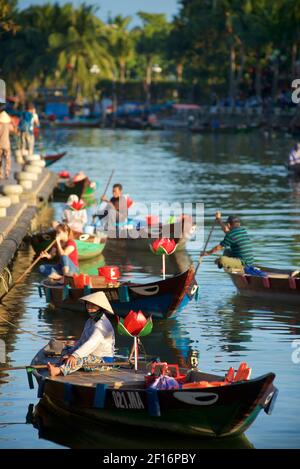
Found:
<box><xmin>80</xmin><ymin>291</ymin><xmax>114</xmax><ymax>315</ymax></box>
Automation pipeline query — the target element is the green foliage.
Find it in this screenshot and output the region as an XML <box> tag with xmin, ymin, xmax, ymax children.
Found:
<box><xmin>0</xmin><ymin>0</ymin><xmax>298</xmax><ymax>102</ymax></box>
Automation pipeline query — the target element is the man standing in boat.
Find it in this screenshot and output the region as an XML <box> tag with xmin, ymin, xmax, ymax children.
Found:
<box><xmin>47</xmin><ymin>292</ymin><xmax>115</xmax><ymax>377</ymax></box>
<box><xmin>202</xmin><ymin>214</ymin><xmax>254</xmax><ymax>270</ymax></box>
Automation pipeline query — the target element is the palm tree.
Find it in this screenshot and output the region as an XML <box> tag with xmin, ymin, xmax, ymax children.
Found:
<box><xmin>107</xmin><ymin>15</ymin><xmax>134</xmax><ymax>83</ymax></box>
<box><xmin>49</xmin><ymin>3</ymin><xmax>114</xmax><ymax>99</ymax></box>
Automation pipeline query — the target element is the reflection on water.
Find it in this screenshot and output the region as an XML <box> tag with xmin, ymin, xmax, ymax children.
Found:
<box><xmin>1</xmin><ymin>129</ymin><xmax>300</xmax><ymax>448</ymax></box>
<box><xmin>31</xmin><ymin>400</ymin><xmax>253</xmax><ymax>449</ymax></box>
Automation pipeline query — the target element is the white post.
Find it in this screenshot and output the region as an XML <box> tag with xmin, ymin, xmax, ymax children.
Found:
<box><xmin>134</xmin><ymin>336</ymin><xmax>138</xmax><ymax>372</ymax></box>
<box><xmin>162</xmin><ymin>254</ymin><xmax>166</xmax><ymax>280</ymax></box>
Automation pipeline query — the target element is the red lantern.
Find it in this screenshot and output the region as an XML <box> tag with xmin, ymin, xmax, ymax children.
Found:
<box><xmin>123</xmin><ymin>310</ymin><xmax>147</xmax><ymax>336</ymax></box>
<box><xmin>151</xmin><ymin>238</ymin><xmax>177</xmax><ymax>255</ymax></box>
<box><xmin>73</xmin><ymin>273</ymin><xmax>91</xmax><ymax>288</ymax></box>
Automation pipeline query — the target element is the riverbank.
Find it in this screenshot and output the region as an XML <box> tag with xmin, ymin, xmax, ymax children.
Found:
<box><xmin>0</xmin><ymin>158</ymin><xmax>58</xmax><ymax>297</ymax></box>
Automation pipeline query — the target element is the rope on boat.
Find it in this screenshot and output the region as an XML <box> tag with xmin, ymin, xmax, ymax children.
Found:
<box><xmin>0</xmin><ymin>313</ymin><xmax>47</xmax><ymax>340</ymax></box>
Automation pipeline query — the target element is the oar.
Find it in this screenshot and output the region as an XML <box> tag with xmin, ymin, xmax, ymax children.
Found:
<box><xmin>93</xmin><ymin>169</ymin><xmax>115</xmax><ymax>224</ymax></box>
<box><xmin>194</xmin><ymin>219</ymin><xmax>217</xmax><ymax>275</ymax></box>
<box><xmin>0</xmin><ymin>238</ymin><xmax>57</xmax><ymax>302</ymax></box>
<box><xmin>14</xmin><ymin>238</ymin><xmax>57</xmax><ymax>285</ymax></box>
<box><xmin>0</xmin><ymin>361</ymin><xmax>131</xmax><ymax>372</ymax></box>
<box><xmin>101</xmin><ymin>169</ymin><xmax>115</xmax><ymax>200</ymax></box>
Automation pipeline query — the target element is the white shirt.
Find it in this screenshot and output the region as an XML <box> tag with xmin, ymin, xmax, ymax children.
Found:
<box><xmin>72</xmin><ymin>315</ymin><xmax>115</xmax><ymax>359</ymax></box>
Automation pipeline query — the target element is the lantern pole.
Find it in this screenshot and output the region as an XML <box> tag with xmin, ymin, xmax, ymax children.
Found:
<box><xmin>134</xmin><ymin>336</ymin><xmax>138</xmax><ymax>372</ymax></box>
<box><xmin>162</xmin><ymin>254</ymin><xmax>166</xmax><ymax>280</ymax></box>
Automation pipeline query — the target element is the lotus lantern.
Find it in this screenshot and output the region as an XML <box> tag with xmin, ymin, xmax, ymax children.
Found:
<box><xmin>117</xmin><ymin>310</ymin><xmax>153</xmax><ymax>371</ymax></box>
<box><xmin>150</xmin><ymin>238</ymin><xmax>177</xmax><ymax>279</ymax></box>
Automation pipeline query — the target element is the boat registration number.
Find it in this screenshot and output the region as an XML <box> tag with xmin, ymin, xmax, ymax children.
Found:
<box><xmin>112</xmin><ymin>390</ymin><xmax>144</xmax><ymax>410</ymax></box>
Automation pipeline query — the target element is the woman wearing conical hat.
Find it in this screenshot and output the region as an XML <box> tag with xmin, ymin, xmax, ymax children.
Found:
<box><xmin>47</xmin><ymin>292</ymin><xmax>115</xmax><ymax>377</ymax></box>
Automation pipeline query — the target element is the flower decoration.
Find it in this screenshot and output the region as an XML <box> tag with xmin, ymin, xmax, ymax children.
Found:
<box><xmin>151</xmin><ymin>238</ymin><xmax>177</xmax><ymax>255</ymax></box>
<box><xmin>71</xmin><ymin>199</ymin><xmax>85</xmax><ymax>211</ymax></box>
<box><xmin>117</xmin><ymin>310</ymin><xmax>153</xmax><ymax>371</ymax></box>
<box><xmin>117</xmin><ymin>310</ymin><xmax>153</xmax><ymax>337</ymax></box>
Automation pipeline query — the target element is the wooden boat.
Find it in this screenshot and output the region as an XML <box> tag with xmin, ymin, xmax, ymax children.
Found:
<box><xmin>30</xmin><ymin>231</ymin><xmax>106</xmax><ymax>261</ymax></box>
<box><xmin>102</xmin><ymin>217</ymin><xmax>196</xmax><ymax>252</ymax></box>
<box><xmin>52</xmin><ymin>177</ymin><xmax>95</xmax><ymax>202</ymax></box>
<box><xmin>39</xmin><ymin>267</ymin><xmax>198</xmax><ymax>319</ymax></box>
<box><xmin>44</xmin><ymin>151</ymin><xmax>67</xmax><ymax>167</ymax></box>
<box><xmin>226</xmin><ymin>266</ymin><xmax>300</xmax><ymax>303</ymax></box>
<box><xmin>30</xmin><ymin>347</ymin><xmax>278</xmax><ymax>438</ymax></box>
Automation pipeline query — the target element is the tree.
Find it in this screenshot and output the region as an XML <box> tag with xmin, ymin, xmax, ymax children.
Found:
<box><xmin>0</xmin><ymin>0</ymin><xmax>18</xmax><ymax>35</ymax></box>
<box><xmin>136</xmin><ymin>12</ymin><xmax>171</xmax><ymax>102</ymax></box>
<box><xmin>107</xmin><ymin>15</ymin><xmax>134</xmax><ymax>83</ymax></box>
<box><xmin>48</xmin><ymin>3</ymin><xmax>113</xmax><ymax>99</ymax></box>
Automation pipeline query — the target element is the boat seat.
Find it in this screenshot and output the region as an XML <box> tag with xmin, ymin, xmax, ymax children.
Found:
<box><xmin>267</xmin><ymin>273</ymin><xmax>291</xmax><ymax>279</ymax></box>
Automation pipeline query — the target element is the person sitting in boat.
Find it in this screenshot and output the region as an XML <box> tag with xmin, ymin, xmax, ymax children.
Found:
<box><xmin>47</xmin><ymin>291</ymin><xmax>115</xmax><ymax>377</ymax></box>
<box><xmin>288</xmin><ymin>143</ymin><xmax>300</xmax><ymax>166</ymax></box>
<box><xmin>62</xmin><ymin>194</ymin><xmax>88</xmax><ymax>232</ymax></box>
<box><xmin>202</xmin><ymin>215</ymin><xmax>254</xmax><ymax>271</ymax></box>
<box><xmin>94</xmin><ymin>183</ymin><xmax>128</xmax><ymax>227</ymax></box>
<box><xmin>39</xmin><ymin>223</ymin><xmax>79</xmax><ymax>279</ymax></box>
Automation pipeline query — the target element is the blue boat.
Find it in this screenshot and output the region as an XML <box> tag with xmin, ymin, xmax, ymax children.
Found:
<box><xmin>39</xmin><ymin>267</ymin><xmax>198</xmax><ymax>320</ymax></box>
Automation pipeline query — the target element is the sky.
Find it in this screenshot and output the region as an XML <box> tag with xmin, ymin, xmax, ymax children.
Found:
<box><xmin>18</xmin><ymin>0</ymin><xmax>180</xmax><ymax>26</ymax></box>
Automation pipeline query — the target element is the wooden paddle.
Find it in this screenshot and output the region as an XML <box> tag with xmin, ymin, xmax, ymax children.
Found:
<box><xmin>0</xmin><ymin>361</ymin><xmax>131</xmax><ymax>372</ymax></box>
<box><xmin>0</xmin><ymin>238</ymin><xmax>57</xmax><ymax>302</ymax></box>
<box><xmin>93</xmin><ymin>169</ymin><xmax>115</xmax><ymax>223</ymax></box>
<box><xmin>194</xmin><ymin>219</ymin><xmax>217</xmax><ymax>275</ymax></box>
<box><xmin>14</xmin><ymin>238</ymin><xmax>57</xmax><ymax>285</ymax></box>
<box><xmin>101</xmin><ymin>169</ymin><xmax>115</xmax><ymax>200</ymax></box>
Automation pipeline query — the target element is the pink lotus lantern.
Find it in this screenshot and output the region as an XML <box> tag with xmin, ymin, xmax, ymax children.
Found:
<box><xmin>150</xmin><ymin>238</ymin><xmax>177</xmax><ymax>279</ymax></box>
<box><xmin>70</xmin><ymin>199</ymin><xmax>85</xmax><ymax>211</ymax></box>
<box><xmin>117</xmin><ymin>310</ymin><xmax>153</xmax><ymax>371</ymax></box>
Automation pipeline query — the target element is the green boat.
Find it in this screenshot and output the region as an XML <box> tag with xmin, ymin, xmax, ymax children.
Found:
<box><xmin>30</xmin><ymin>231</ymin><xmax>106</xmax><ymax>262</ymax></box>
<box><xmin>75</xmin><ymin>240</ymin><xmax>105</xmax><ymax>261</ymax></box>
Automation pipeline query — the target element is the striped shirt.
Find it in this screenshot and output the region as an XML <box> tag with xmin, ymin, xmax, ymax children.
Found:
<box><xmin>220</xmin><ymin>227</ymin><xmax>254</xmax><ymax>265</ymax></box>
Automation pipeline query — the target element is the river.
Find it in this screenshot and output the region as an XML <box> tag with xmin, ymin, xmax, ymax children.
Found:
<box><xmin>0</xmin><ymin>128</ymin><xmax>299</xmax><ymax>448</ymax></box>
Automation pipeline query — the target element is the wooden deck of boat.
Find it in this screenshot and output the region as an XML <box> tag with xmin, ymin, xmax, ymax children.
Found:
<box><xmin>48</xmin><ymin>367</ymin><xmax>146</xmax><ymax>388</ymax></box>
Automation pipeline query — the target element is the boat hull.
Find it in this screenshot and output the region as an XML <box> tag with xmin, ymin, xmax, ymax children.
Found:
<box><xmin>31</xmin><ymin>235</ymin><xmax>106</xmax><ymax>262</ymax></box>
<box><xmin>228</xmin><ymin>266</ymin><xmax>300</xmax><ymax>303</ymax></box>
<box><xmin>39</xmin><ymin>267</ymin><xmax>197</xmax><ymax>319</ymax></box>
<box><xmin>52</xmin><ymin>177</ymin><xmax>94</xmax><ymax>202</ymax></box>
<box><xmin>32</xmin><ymin>367</ymin><xmax>276</xmax><ymax>438</ymax></box>
<box><xmin>44</xmin><ymin>152</ymin><xmax>67</xmax><ymax>167</ymax></box>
